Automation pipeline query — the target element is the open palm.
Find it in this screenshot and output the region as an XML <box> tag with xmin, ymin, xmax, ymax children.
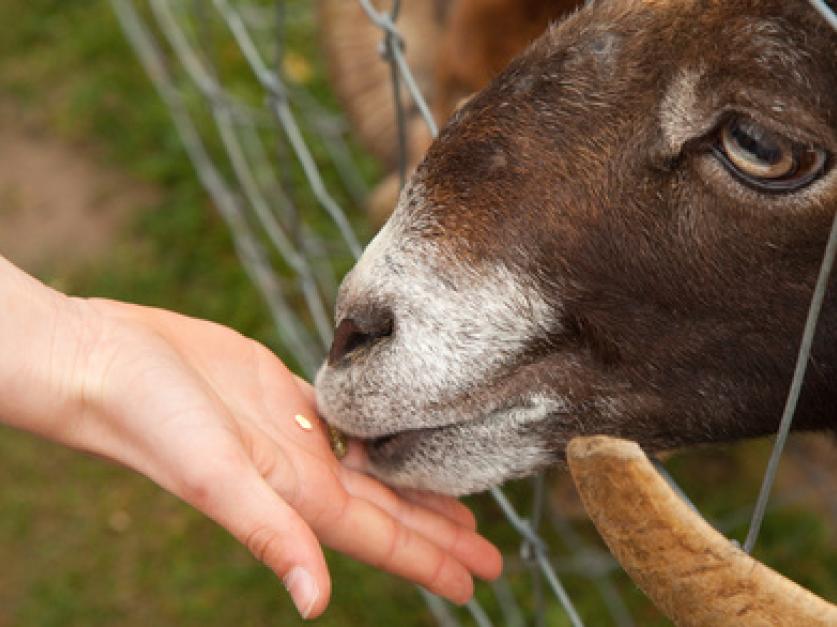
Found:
<box><xmin>71</xmin><ymin>299</ymin><xmax>501</xmax><ymax>619</ymax></box>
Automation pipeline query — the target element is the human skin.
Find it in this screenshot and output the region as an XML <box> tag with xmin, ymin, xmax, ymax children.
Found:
<box><xmin>0</xmin><ymin>254</ymin><xmax>502</xmax><ymax>619</ymax></box>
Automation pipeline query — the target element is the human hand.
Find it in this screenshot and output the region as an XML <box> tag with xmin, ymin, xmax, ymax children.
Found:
<box><xmin>32</xmin><ymin>298</ymin><xmax>501</xmax><ymax>619</ymax></box>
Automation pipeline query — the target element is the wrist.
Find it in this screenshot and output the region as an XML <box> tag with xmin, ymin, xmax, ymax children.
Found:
<box><xmin>0</xmin><ymin>256</ymin><xmax>103</xmax><ymax>443</ymax></box>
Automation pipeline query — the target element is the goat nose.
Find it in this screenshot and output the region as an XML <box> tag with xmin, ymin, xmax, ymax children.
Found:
<box><xmin>328</xmin><ymin>307</ymin><xmax>394</xmax><ymax>365</ymax></box>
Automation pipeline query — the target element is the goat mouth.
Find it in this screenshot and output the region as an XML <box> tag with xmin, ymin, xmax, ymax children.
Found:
<box><xmin>362</xmin><ymin>397</ymin><xmax>563</xmax><ymax>464</ymax></box>
<box><xmin>359</xmin><ymin>400</ymin><xmax>513</xmax><ymax>456</ymax></box>
<box><xmin>364</xmin><ymin>424</ymin><xmax>449</xmax><ymax>458</ymax></box>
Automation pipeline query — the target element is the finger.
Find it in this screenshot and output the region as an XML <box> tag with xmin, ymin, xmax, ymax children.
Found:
<box><xmin>340</xmin><ymin>470</ymin><xmax>502</xmax><ymax>581</ymax></box>
<box><xmin>293</xmin><ymin>376</ymin><xmax>365</xmax><ymax>468</ymax></box>
<box><xmin>396</xmin><ymin>487</ymin><xmax>478</xmax><ymax>531</ymax></box>
<box><xmin>293</xmin><ymin>375</ymin><xmax>315</xmax><ymax>405</ymax></box>
<box><xmin>315</xmin><ymin>492</ymin><xmax>476</xmax><ymax>604</ymax></box>
<box><xmin>292</xmin><ymin>376</ymin><xmax>475</xmax><ymax>529</ymax></box>
<box><xmin>340</xmin><ymin>437</ymin><xmax>370</xmax><ymax>471</ymax></box>
<box><xmin>180</xmin><ymin>460</ymin><xmax>332</xmax><ymax>619</ymax></box>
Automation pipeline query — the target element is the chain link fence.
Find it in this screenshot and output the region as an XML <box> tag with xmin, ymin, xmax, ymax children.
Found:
<box><xmin>110</xmin><ymin>1</ymin><xmax>837</xmax><ymax>624</ymax></box>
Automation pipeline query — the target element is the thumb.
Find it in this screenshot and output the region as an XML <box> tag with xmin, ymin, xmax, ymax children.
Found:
<box><xmin>183</xmin><ymin>463</ymin><xmax>332</xmax><ymax>619</ymax></box>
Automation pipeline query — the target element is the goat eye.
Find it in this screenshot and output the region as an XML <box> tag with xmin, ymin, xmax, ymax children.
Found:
<box><xmin>713</xmin><ymin>117</ymin><xmax>827</xmax><ymax>192</ymax></box>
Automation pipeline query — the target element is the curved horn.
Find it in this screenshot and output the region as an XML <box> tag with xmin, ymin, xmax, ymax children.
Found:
<box><xmin>567</xmin><ymin>435</ymin><xmax>837</xmax><ymax>626</ymax></box>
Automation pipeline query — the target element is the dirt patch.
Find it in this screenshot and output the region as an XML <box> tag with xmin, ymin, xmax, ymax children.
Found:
<box><xmin>0</xmin><ymin>100</ymin><xmax>157</xmax><ymax>274</ymax></box>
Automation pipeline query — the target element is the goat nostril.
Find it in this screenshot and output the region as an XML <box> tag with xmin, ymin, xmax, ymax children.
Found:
<box><xmin>328</xmin><ymin>310</ymin><xmax>394</xmax><ymax>365</ymax></box>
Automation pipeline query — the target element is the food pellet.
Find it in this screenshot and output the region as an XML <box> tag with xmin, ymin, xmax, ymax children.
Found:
<box><xmin>294</xmin><ymin>414</ymin><xmax>314</xmax><ymax>431</ymax></box>
<box><xmin>328</xmin><ymin>425</ymin><xmax>348</xmax><ymax>459</ymax></box>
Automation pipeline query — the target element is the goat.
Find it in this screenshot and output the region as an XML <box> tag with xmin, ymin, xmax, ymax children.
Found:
<box><xmin>316</xmin><ymin>0</ymin><xmax>837</xmax><ymax>498</ymax></box>
<box><xmin>318</xmin><ymin>0</ymin><xmax>582</xmax><ymax>226</ymax></box>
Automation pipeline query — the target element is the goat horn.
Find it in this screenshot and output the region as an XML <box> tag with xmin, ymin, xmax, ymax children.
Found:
<box><xmin>566</xmin><ymin>435</ymin><xmax>837</xmax><ymax>626</ymax></box>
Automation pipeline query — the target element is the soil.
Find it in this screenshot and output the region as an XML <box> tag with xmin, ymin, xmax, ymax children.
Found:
<box><xmin>0</xmin><ymin>100</ymin><xmax>156</xmax><ymax>274</ymax></box>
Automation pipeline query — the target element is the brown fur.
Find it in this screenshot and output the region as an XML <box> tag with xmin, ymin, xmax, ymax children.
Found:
<box><xmin>317</xmin><ymin>0</ymin><xmax>837</xmax><ymax>495</ymax></box>
<box><xmin>317</xmin><ymin>0</ymin><xmax>445</xmax><ymax>167</ymax></box>
<box><xmin>318</xmin><ymin>0</ymin><xmax>584</xmax><ymax>226</ymax></box>
<box><xmin>434</xmin><ymin>0</ymin><xmax>583</xmax><ymax>124</ymax></box>
<box><xmin>419</xmin><ymin>0</ymin><xmax>837</xmax><ymax>451</ymax></box>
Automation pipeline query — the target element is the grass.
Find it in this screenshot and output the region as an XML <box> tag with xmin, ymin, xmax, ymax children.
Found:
<box><xmin>0</xmin><ymin>2</ymin><xmax>422</xmax><ymax>625</ymax></box>
<box><xmin>0</xmin><ymin>1</ymin><xmax>834</xmax><ymax>626</ymax></box>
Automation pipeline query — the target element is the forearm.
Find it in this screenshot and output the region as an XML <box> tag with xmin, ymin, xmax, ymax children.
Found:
<box><xmin>0</xmin><ymin>255</ymin><xmax>93</xmax><ymax>441</ymax></box>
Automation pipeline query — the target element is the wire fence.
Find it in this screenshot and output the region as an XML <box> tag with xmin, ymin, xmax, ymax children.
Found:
<box><xmin>111</xmin><ymin>1</ymin><xmax>837</xmax><ymax>624</ymax></box>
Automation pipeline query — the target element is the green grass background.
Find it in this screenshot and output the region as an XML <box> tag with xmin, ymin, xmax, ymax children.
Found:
<box><xmin>0</xmin><ymin>1</ymin><xmax>834</xmax><ymax>625</ymax></box>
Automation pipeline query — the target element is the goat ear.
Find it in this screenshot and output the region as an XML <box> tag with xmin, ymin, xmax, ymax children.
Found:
<box><xmin>568</xmin><ymin>436</ymin><xmax>837</xmax><ymax>626</ymax></box>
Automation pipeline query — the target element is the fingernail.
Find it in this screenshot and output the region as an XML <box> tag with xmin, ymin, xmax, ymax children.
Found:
<box><xmin>283</xmin><ymin>566</ymin><xmax>318</xmax><ymax>619</ymax></box>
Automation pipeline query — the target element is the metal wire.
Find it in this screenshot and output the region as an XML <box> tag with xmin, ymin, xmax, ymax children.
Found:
<box><xmin>742</xmin><ymin>0</ymin><xmax>837</xmax><ymax>556</ymax></box>
<box><xmin>112</xmin><ymin>0</ymin><xmax>837</xmax><ymax>623</ymax></box>
<box><xmin>811</xmin><ymin>0</ymin><xmax>837</xmax><ymax>31</ymax></box>
<box><xmin>743</xmin><ymin>188</ymin><xmax>837</xmax><ymax>554</ymax></box>
<box><xmin>110</xmin><ymin>2</ymin><xmax>607</xmax><ymax>623</ymax></box>
<box><xmin>491</xmin><ymin>487</ymin><xmax>583</xmax><ymax>627</ymax></box>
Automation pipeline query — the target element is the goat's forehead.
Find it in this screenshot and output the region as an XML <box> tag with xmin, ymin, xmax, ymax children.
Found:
<box><xmin>516</xmin><ymin>0</ymin><xmax>836</xmax><ymax>132</ymax></box>
<box><xmin>538</xmin><ymin>0</ymin><xmax>834</xmax><ymax>67</ymax></box>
